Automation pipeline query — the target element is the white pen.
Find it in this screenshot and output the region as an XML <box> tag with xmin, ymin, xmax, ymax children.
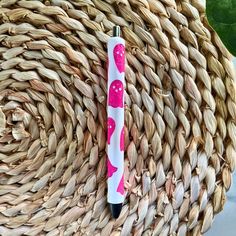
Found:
<box><xmin>107</xmin><ymin>25</ymin><xmax>125</xmax><ymax>218</ymax></box>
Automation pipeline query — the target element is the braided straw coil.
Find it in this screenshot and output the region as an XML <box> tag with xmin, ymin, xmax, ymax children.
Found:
<box><xmin>0</xmin><ymin>0</ymin><xmax>235</xmax><ymax>235</ymax></box>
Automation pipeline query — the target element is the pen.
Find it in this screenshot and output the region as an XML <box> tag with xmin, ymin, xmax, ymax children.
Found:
<box><xmin>107</xmin><ymin>25</ymin><xmax>125</xmax><ymax>218</ymax></box>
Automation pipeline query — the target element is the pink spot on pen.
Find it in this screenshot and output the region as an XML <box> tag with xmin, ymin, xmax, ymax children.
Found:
<box><xmin>114</xmin><ymin>44</ymin><xmax>125</xmax><ymax>73</ymax></box>
<box><xmin>107</xmin><ymin>158</ymin><xmax>118</xmax><ymax>178</ymax></box>
<box><xmin>107</xmin><ymin>117</ymin><xmax>116</xmax><ymax>144</ymax></box>
<box><xmin>120</xmin><ymin>126</ymin><xmax>124</xmax><ymax>151</ymax></box>
<box><xmin>117</xmin><ymin>174</ymin><xmax>124</xmax><ymax>195</ymax></box>
<box><xmin>108</xmin><ymin>80</ymin><xmax>124</xmax><ymax>108</ymax></box>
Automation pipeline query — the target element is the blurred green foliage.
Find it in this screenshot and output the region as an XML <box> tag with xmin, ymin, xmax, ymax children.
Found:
<box><xmin>206</xmin><ymin>0</ymin><xmax>236</xmax><ymax>56</ymax></box>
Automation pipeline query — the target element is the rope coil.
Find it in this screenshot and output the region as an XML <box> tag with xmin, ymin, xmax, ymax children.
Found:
<box><xmin>0</xmin><ymin>0</ymin><xmax>235</xmax><ymax>235</ymax></box>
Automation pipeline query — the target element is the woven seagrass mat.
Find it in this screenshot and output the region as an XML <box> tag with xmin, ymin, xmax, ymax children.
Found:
<box><xmin>0</xmin><ymin>0</ymin><xmax>236</xmax><ymax>235</ymax></box>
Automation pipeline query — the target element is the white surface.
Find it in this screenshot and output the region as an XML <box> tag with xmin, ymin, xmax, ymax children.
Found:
<box><xmin>205</xmin><ymin>172</ymin><xmax>236</xmax><ymax>236</ymax></box>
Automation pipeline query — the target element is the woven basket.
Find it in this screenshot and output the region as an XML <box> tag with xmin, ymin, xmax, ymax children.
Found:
<box><xmin>0</xmin><ymin>0</ymin><xmax>236</xmax><ymax>235</ymax></box>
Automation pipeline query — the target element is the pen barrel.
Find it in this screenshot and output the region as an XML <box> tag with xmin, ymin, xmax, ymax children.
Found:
<box><xmin>107</xmin><ymin>36</ymin><xmax>125</xmax><ymax>204</ymax></box>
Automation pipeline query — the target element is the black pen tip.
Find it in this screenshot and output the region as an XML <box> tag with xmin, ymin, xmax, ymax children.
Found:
<box><xmin>110</xmin><ymin>203</ymin><xmax>122</xmax><ymax>219</ymax></box>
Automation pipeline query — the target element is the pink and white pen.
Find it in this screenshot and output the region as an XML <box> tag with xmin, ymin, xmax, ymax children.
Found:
<box><xmin>107</xmin><ymin>26</ymin><xmax>125</xmax><ymax>218</ymax></box>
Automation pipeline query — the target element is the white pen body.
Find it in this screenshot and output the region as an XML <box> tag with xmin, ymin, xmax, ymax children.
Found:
<box><xmin>107</xmin><ymin>36</ymin><xmax>125</xmax><ymax>204</ymax></box>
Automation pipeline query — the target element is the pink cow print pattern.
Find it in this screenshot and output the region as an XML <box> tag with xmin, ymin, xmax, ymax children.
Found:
<box><xmin>107</xmin><ymin>117</ymin><xmax>116</xmax><ymax>144</ymax></box>
<box><xmin>108</xmin><ymin>80</ymin><xmax>124</xmax><ymax>108</ymax></box>
<box><xmin>114</xmin><ymin>44</ymin><xmax>125</xmax><ymax>73</ymax></box>
<box><xmin>117</xmin><ymin>174</ymin><xmax>124</xmax><ymax>195</ymax></box>
<box><xmin>107</xmin><ymin>158</ymin><xmax>118</xmax><ymax>178</ymax></box>
<box><xmin>120</xmin><ymin>126</ymin><xmax>124</xmax><ymax>151</ymax></box>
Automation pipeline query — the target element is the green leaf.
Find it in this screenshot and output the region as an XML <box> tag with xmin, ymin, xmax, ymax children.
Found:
<box><xmin>206</xmin><ymin>0</ymin><xmax>236</xmax><ymax>56</ymax></box>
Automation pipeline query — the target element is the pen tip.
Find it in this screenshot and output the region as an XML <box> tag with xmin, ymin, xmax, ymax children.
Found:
<box><xmin>113</xmin><ymin>25</ymin><xmax>120</xmax><ymax>37</ymax></box>
<box><xmin>110</xmin><ymin>203</ymin><xmax>122</xmax><ymax>219</ymax></box>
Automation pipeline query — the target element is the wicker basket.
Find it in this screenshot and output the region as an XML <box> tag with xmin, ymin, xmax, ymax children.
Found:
<box><xmin>0</xmin><ymin>0</ymin><xmax>235</xmax><ymax>235</ymax></box>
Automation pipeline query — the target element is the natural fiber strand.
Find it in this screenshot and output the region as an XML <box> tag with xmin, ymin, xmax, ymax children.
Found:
<box><xmin>0</xmin><ymin>0</ymin><xmax>235</xmax><ymax>236</ymax></box>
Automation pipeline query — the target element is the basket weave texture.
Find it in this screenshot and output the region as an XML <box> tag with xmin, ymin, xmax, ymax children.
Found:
<box><xmin>0</xmin><ymin>0</ymin><xmax>236</xmax><ymax>235</ymax></box>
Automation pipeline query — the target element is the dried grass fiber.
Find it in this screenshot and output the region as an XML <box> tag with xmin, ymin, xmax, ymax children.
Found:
<box><xmin>0</xmin><ymin>0</ymin><xmax>236</xmax><ymax>235</ymax></box>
